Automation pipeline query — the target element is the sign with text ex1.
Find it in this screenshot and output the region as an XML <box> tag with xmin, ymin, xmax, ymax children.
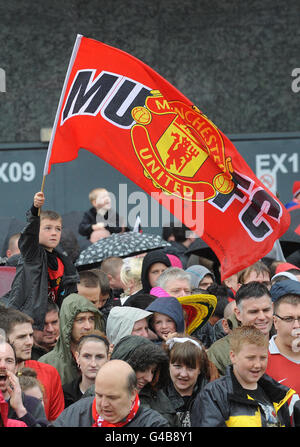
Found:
<box><xmin>256</xmin><ymin>151</ymin><xmax>298</xmax><ymax>196</ymax></box>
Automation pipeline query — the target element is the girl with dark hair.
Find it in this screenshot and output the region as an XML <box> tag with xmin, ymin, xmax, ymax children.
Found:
<box><xmin>62</xmin><ymin>331</ymin><xmax>109</xmax><ymax>408</ymax></box>
<box><xmin>163</xmin><ymin>334</ymin><xmax>218</xmax><ymax>427</ymax></box>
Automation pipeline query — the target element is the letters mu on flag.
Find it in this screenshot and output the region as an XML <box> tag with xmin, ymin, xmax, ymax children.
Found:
<box><xmin>43</xmin><ymin>34</ymin><xmax>290</xmax><ymax>279</ymax></box>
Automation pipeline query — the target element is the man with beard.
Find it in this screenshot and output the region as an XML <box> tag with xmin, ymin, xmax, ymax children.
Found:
<box><xmin>39</xmin><ymin>293</ymin><xmax>105</xmax><ymax>386</ymax></box>
<box><xmin>31</xmin><ymin>301</ymin><xmax>60</xmax><ymax>360</ymax></box>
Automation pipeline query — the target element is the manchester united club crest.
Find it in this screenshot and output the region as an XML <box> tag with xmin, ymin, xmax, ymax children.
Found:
<box><xmin>131</xmin><ymin>90</ymin><xmax>234</xmax><ymax>201</ymax></box>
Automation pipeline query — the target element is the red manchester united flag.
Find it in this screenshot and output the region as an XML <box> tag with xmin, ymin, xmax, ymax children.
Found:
<box><xmin>43</xmin><ymin>35</ymin><xmax>290</xmax><ymax>279</ymax></box>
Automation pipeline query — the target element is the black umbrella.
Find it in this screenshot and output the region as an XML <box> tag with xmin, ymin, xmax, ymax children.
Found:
<box><xmin>280</xmin><ymin>205</ymin><xmax>300</xmax><ymax>257</ymax></box>
<box><xmin>75</xmin><ymin>232</ymin><xmax>171</xmax><ymax>268</ymax></box>
<box><xmin>184</xmin><ymin>238</ymin><xmax>221</xmax><ymax>283</ymax></box>
<box><xmin>185</xmin><ymin>238</ymin><xmax>219</xmax><ymax>263</ymax></box>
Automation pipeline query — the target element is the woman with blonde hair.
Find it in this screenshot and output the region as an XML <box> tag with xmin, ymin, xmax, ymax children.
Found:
<box><xmin>119</xmin><ymin>257</ymin><xmax>143</xmax><ymax>305</ymax></box>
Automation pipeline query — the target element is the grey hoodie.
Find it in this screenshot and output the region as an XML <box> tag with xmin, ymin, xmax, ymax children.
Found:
<box><xmin>185</xmin><ymin>265</ymin><xmax>215</xmax><ymax>289</ymax></box>
<box><xmin>106</xmin><ymin>306</ymin><xmax>152</xmax><ymax>345</ymax></box>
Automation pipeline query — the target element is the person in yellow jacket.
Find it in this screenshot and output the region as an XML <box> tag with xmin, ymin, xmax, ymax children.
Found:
<box><xmin>191</xmin><ymin>325</ymin><xmax>296</xmax><ymax>427</ymax></box>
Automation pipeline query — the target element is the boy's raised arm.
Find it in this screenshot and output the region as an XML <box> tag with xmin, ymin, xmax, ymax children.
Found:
<box><xmin>33</xmin><ymin>191</ymin><xmax>45</xmax><ymax>209</ymax></box>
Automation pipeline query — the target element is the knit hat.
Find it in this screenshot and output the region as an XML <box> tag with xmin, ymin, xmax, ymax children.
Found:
<box><xmin>293</xmin><ymin>181</ymin><xmax>300</xmax><ymax>198</ymax></box>
<box><xmin>270</xmin><ymin>279</ymin><xmax>300</xmax><ymax>302</ymax></box>
<box><xmin>123</xmin><ymin>293</ymin><xmax>157</xmax><ymax>309</ymax></box>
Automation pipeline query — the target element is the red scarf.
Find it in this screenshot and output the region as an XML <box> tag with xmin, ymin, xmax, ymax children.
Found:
<box><xmin>92</xmin><ymin>393</ymin><xmax>140</xmax><ymax>427</ymax></box>
<box><xmin>48</xmin><ymin>256</ymin><xmax>64</xmax><ymax>302</ymax></box>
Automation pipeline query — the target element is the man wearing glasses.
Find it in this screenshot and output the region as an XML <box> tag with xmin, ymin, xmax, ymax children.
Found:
<box><xmin>266</xmin><ymin>279</ymin><xmax>300</xmax><ymax>420</ymax></box>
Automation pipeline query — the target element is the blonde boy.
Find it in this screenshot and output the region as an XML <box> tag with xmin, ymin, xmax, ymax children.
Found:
<box><xmin>191</xmin><ymin>326</ymin><xmax>295</xmax><ymax>427</ymax></box>
<box><xmin>78</xmin><ymin>187</ymin><xmax>123</xmax><ymax>239</ymax></box>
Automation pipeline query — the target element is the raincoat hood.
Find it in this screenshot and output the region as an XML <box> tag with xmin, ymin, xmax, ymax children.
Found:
<box><xmin>57</xmin><ymin>293</ymin><xmax>105</xmax><ymax>349</ymax></box>
<box><xmin>141</xmin><ymin>250</ymin><xmax>171</xmax><ymax>293</ymax></box>
<box><xmin>270</xmin><ymin>278</ymin><xmax>300</xmax><ymax>302</ymax></box>
<box><xmin>111</xmin><ymin>334</ymin><xmax>153</xmax><ymax>360</ymax></box>
<box><xmin>106</xmin><ymin>306</ymin><xmax>152</xmax><ymax>345</ymax></box>
<box><xmin>39</xmin><ymin>293</ymin><xmax>104</xmax><ymax>385</ymax></box>
<box><xmin>146</xmin><ymin>296</ymin><xmax>185</xmax><ymax>334</ymax></box>
<box><xmin>185</xmin><ymin>266</ymin><xmax>215</xmax><ymax>289</ymax></box>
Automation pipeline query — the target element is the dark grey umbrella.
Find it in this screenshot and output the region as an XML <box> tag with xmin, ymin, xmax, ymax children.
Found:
<box><xmin>184</xmin><ymin>237</ymin><xmax>221</xmax><ymax>283</ymax></box>
<box><xmin>75</xmin><ymin>232</ymin><xmax>171</xmax><ymax>268</ymax></box>
<box><xmin>185</xmin><ymin>237</ymin><xmax>219</xmax><ymax>263</ymax></box>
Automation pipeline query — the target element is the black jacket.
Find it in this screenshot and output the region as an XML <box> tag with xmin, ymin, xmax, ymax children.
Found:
<box><xmin>191</xmin><ymin>366</ymin><xmax>295</xmax><ymax>427</ymax></box>
<box><xmin>30</xmin><ymin>344</ymin><xmax>49</xmax><ymax>361</ymax></box>
<box><xmin>138</xmin><ymin>250</ymin><xmax>171</xmax><ymax>294</ymax></box>
<box><xmin>139</xmin><ymin>384</ymin><xmax>179</xmax><ymax>427</ymax></box>
<box><xmin>53</xmin><ymin>396</ymin><xmax>169</xmax><ymax>427</ymax></box>
<box><xmin>7</xmin><ymin>392</ymin><xmax>49</xmax><ymax>427</ymax></box>
<box><xmin>78</xmin><ymin>207</ymin><xmax>123</xmax><ymax>239</ymax></box>
<box><xmin>3</xmin><ymin>207</ymin><xmax>79</xmax><ymax>330</ymax></box>
<box><xmin>164</xmin><ymin>374</ymin><xmax>209</xmax><ymax>427</ymax></box>
<box><xmin>62</xmin><ymin>376</ymin><xmax>83</xmax><ymax>408</ymax></box>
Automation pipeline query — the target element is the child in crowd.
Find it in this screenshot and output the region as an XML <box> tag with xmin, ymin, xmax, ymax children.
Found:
<box><xmin>119</xmin><ymin>257</ymin><xmax>143</xmax><ymax>305</ymax></box>
<box><xmin>78</xmin><ymin>187</ymin><xmax>124</xmax><ymax>239</ymax></box>
<box><xmin>191</xmin><ymin>325</ymin><xmax>295</xmax><ymax>427</ymax></box>
<box><xmin>163</xmin><ymin>334</ymin><xmax>218</xmax><ymax>427</ymax></box>
<box><xmin>146</xmin><ymin>296</ymin><xmax>185</xmax><ymax>342</ymax></box>
<box><xmin>18</xmin><ymin>367</ymin><xmax>45</xmax><ymax>407</ymax></box>
<box><xmin>4</xmin><ymin>191</ymin><xmax>78</xmax><ymax>330</ymax></box>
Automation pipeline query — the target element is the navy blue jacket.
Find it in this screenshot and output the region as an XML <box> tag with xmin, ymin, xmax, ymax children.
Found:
<box><xmin>146</xmin><ymin>296</ymin><xmax>185</xmax><ymax>334</ymax></box>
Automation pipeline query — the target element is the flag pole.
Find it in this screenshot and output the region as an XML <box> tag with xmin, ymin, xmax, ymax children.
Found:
<box><xmin>40</xmin><ymin>175</ymin><xmax>46</xmax><ymax>192</ymax></box>
<box><xmin>40</xmin><ymin>34</ymin><xmax>82</xmax><ymax>216</ymax></box>
<box><xmin>38</xmin><ymin>175</ymin><xmax>46</xmax><ymax>216</ymax></box>
<box><xmin>42</xmin><ymin>34</ymin><xmax>83</xmax><ymax>177</ymax></box>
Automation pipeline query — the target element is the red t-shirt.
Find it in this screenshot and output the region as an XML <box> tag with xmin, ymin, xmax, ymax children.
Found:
<box><xmin>265</xmin><ymin>336</ymin><xmax>300</xmax><ymax>422</ymax></box>
<box><xmin>266</xmin><ymin>336</ymin><xmax>300</xmax><ymax>395</ymax></box>
<box><xmin>25</xmin><ymin>359</ymin><xmax>65</xmax><ymax>421</ymax></box>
